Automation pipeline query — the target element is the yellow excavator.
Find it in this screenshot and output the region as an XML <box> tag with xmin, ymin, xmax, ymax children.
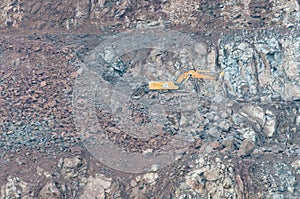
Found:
<box><xmin>149</xmin><ymin>70</ymin><xmax>224</xmax><ymax>90</ymax></box>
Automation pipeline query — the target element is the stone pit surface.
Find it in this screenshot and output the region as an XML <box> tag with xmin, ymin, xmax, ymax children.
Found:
<box><xmin>0</xmin><ymin>0</ymin><xmax>299</xmax><ymax>198</ymax></box>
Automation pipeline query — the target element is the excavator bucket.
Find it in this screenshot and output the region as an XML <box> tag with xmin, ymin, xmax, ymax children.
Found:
<box><xmin>148</xmin><ymin>81</ymin><xmax>179</xmax><ymax>90</ymax></box>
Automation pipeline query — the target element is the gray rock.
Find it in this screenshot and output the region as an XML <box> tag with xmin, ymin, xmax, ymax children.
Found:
<box><xmin>218</xmin><ymin>121</ymin><xmax>230</xmax><ymax>131</ymax></box>
<box><xmin>296</xmin><ymin>115</ymin><xmax>300</xmax><ymax>127</ymax></box>
<box><xmin>253</xmin><ymin>162</ymin><xmax>297</xmax><ymax>198</ymax></box>
<box><xmin>219</xmin><ymin>29</ymin><xmax>300</xmax><ymax>101</ymax></box>
<box><xmin>232</xmin><ymin>114</ymin><xmax>246</xmax><ymax>126</ymax></box>
<box><xmin>240</xmin><ymin>128</ymin><xmax>256</xmax><ymax>143</ymax></box>
<box><xmin>207</xmin><ymin>127</ymin><xmax>221</xmax><ymax>139</ymax></box>
<box><xmin>222</xmin><ymin>136</ymin><xmax>235</xmax><ymax>150</ymax></box>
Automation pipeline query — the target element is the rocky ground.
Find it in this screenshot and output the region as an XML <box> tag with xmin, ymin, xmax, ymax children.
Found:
<box><xmin>0</xmin><ymin>0</ymin><xmax>300</xmax><ymax>198</ymax></box>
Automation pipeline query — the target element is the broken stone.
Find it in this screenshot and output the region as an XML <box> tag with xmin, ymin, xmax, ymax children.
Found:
<box><xmin>223</xmin><ymin>177</ymin><xmax>233</xmax><ymax>189</ymax></box>
<box><xmin>291</xmin><ymin>160</ymin><xmax>300</xmax><ymax>174</ymax></box>
<box><xmin>296</xmin><ymin>115</ymin><xmax>300</xmax><ymax>127</ymax></box>
<box><xmin>130</xmin><ymin>179</ymin><xmax>137</xmax><ymax>187</ymax></box>
<box><xmin>239</xmin><ymin>104</ymin><xmax>266</xmax><ymax>126</ymax></box>
<box><xmin>241</xmin><ymin>128</ymin><xmax>256</xmax><ymax>143</ymax></box>
<box><xmin>151</xmin><ymin>164</ymin><xmax>159</xmax><ymax>172</ymax></box>
<box><xmin>61</xmin><ymin>47</ymin><xmax>69</xmax><ymax>54</ymax></box>
<box><xmin>218</xmin><ymin>121</ymin><xmax>230</xmax><ymax>131</ymax></box>
<box><xmin>142</xmin><ymin>148</ymin><xmax>153</xmax><ymax>157</ymax></box>
<box><xmin>263</xmin><ymin>110</ymin><xmax>276</xmax><ymax>137</ymax></box>
<box><xmin>238</xmin><ymin>139</ymin><xmax>255</xmax><ymax>156</ymax></box>
<box><xmin>37</xmin><ymin>166</ymin><xmax>52</xmax><ymax>178</ymax></box>
<box><xmin>142</xmin><ymin>172</ymin><xmax>158</xmax><ymax>185</ymax></box>
<box><xmin>0</xmin><ymin>177</ymin><xmax>33</xmax><ymax>199</ymax></box>
<box><xmin>207</xmin><ymin>127</ymin><xmax>221</xmax><ymax>139</ymax></box>
<box><xmin>79</xmin><ymin>174</ymin><xmax>112</xmax><ymax>199</ymax></box>
<box><xmin>211</xmin><ymin>141</ymin><xmax>223</xmax><ymax>150</ymax></box>
<box><xmin>39</xmin><ymin>182</ymin><xmax>60</xmax><ymax>199</ymax></box>
<box><xmin>235</xmin><ymin>174</ymin><xmax>244</xmax><ymax>194</ymax></box>
<box><xmin>130</xmin><ymin>185</ymin><xmax>143</xmax><ymax>199</ymax></box>
<box><xmin>60</xmin><ymin>156</ymin><xmax>85</xmax><ymax>179</ymax></box>
<box><xmin>204</xmin><ymin>167</ymin><xmax>221</xmax><ymax>181</ymax></box>
<box><xmin>232</xmin><ymin>114</ymin><xmax>245</xmax><ymax>126</ymax></box>
<box><xmin>284</xmin><ymin>83</ymin><xmax>300</xmax><ymax>100</ymax></box>
<box><xmin>179</xmin><ymin>114</ymin><xmax>188</xmax><ymax>127</ymax></box>
<box><xmin>70</xmin><ymin>71</ymin><xmax>78</xmax><ymax>79</ymax></box>
<box><xmin>222</xmin><ymin>137</ymin><xmax>235</xmax><ymax>151</ymax></box>
<box><xmin>49</xmin><ymin>100</ymin><xmax>57</xmax><ymax>107</ymax></box>
<box><xmin>185</xmin><ymin>177</ymin><xmax>205</xmax><ymax>195</ymax></box>
<box><xmin>40</xmin><ymin>81</ymin><xmax>47</xmax><ymax>87</ymax></box>
<box><xmin>63</xmin><ymin>156</ymin><xmax>82</xmax><ymax>168</ymax></box>
<box><xmin>105</xmin><ymin>126</ymin><xmax>121</xmax><ymax>134</ymax></box>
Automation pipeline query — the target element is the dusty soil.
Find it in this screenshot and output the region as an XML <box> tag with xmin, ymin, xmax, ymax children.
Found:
<box><xmin>0</xmin><ymin>0</ymin><xmax>299</xmax><ymax>198</ymax></box>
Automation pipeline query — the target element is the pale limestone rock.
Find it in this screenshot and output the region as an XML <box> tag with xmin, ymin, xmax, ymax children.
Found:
<box><xmin>79</xmin><ymin>174</ymin><xmax>112</xmax><ymax>199</ymax></box>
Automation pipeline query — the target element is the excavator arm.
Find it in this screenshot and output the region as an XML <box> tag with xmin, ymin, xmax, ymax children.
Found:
<box><xmin>175</xmin><ymin>70</ymin><xmax>216</xmax><ymax>86</ymax></box>
<box><xmin>148</xmin><ymin>70</ymin><xmax>224</xmax><ymax>90</ymax></box>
